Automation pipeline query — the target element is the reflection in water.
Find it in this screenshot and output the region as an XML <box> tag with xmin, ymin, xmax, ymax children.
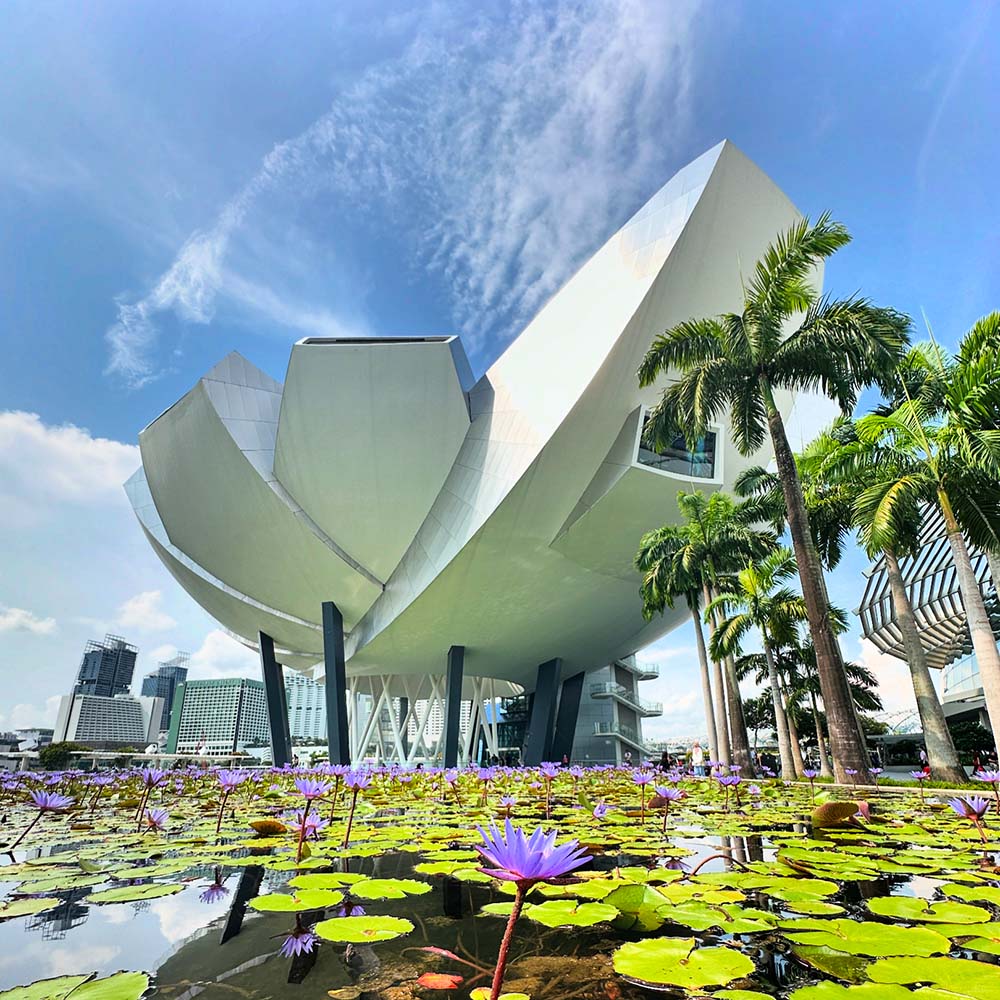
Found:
<box><xmin>23</xmin><ymin>891</ymin><xmax>90</xmax><ymax>940</ymax></box>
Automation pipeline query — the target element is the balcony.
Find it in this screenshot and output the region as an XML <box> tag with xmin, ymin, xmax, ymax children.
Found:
<box><xmin>592</xmin><ymin>721</ymin><xmax>650</xmax><ymax>752</ymax></box>
<box><xmin>616</xmin><ymin>658</ymin><xmax>659</xmax><ymax>680</ymax></box>
<box><xmin>589</xmin><ymin>682</ymin><xmax>662</xmax><ymax>717</ymax></box>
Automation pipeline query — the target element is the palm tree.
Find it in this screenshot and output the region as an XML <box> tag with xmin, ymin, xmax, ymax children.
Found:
<box><xmin>707</xmin><ymin>547</ymin><xmax>809</xmax><ymax>778</ymax></box>
<box><xmin>636</xmin><ymin>490</ymin><xmax>774</xmax><ymax>771</ymax></box>
<box><xmin>636</xmin><ymin>522</ymin><xmax>718</xmax><ymax>759</ymax></box>
<box><xmin>813</xmin><ymin>422</ymin><xmax>967</xmax><ymax>784</ymax></box>
<box><xmin>850</xmin><ymin>332</ymin><xmax>1000</xmax><ymax>751</ymax></box>
<box><xmin>638</xmin><ymin>214</ymin><xmax>910</xmax><ymax>780</ymax></box>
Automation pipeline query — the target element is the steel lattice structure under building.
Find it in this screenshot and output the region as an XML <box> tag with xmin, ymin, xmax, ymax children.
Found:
<box><xmin>857</xmin><ymin>507</ymin><xmax>1000</xmax><ymax>670</ymax></box>
<box><xmin>127</xmin><ymin>141</ymin><xmax>837</xmax><ymax>766</ymax></box>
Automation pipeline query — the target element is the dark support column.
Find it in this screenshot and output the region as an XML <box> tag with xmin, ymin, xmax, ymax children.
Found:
<box><xmin>550</xmin><ymin>670</ymin><xmax>585</xmax><ymax>762</ymax></box>
<box><xmin>522</xmin><ymin>658</ymin><xmax>562</xmax><ymax>766</ymax></box>
<box><xmin>443</xmin><ymin>646</ymin><xmax>465</xmax><ymax>768</ymax></box>
<box><xmin>259</xmin><ymin>631</ymin><xmax>292</xmax><ymax>768</ymax></box>
<box><xmin>322</xmin><ymin>601</ymin><xmax>351</xmax><ymax>766</ymax></box>
<box><xmin>398</xmin><ymin>697</ymin><xmax>410</xmax><ymax>759</ymax></box>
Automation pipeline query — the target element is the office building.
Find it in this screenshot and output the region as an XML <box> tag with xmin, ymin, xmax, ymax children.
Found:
<box><xmin>284</xmin><ymin>672</ymin><xmax>326</xmax><ymax>741</ymax></box>
<box><xmin>166</xmin><ymin>678</ymin><xmax>270</xmax><ymax>756</ymax></box>
<box><xmin>141</xmin><ymin>652</ymin><xmax>189</xmax><ymax>732</ymax></box>
<box><xmin>53</xmin><ymin>693</ymin><xmax>163</xmax><ymax>749</ymax></box>
<box><xmin>73</xmin><ymin>635</ymin><xmax>137</xmax><ymax>698</ymax></box>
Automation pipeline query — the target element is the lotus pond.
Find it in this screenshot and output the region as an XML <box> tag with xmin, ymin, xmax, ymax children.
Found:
<box><xmin>2</xmin><ymin>765</ymin><xmax>1000</xmax><ymax>1000</ymax></box>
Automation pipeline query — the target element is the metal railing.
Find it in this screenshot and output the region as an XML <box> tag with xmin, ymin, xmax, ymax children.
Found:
<box><xmin>589</xmin><ymin>682</ymin><xmax>662</xmax><ymax>716</ymax></box>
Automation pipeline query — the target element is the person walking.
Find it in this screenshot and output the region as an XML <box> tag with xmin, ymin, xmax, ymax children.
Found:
<box><xmin>691</xmin><ymin>740</ymin><xmax>706</xmax><ymax>777</ymax></box>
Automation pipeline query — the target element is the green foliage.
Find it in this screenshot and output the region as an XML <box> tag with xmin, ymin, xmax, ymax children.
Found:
<box><xmin>38</xmin><ymin>742</ymin><xmax>85</xmax><ymax>770</ymax></box>
<box><xmin>948</xmin><ymin>720</ymin><xmax>995</xmax><ymax>765</ymax></box>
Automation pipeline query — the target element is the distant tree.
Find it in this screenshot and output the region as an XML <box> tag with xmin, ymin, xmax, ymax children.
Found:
<box><xmin>38</xmin><ymin>741</ymin><xmax>85</xmax><ymax>770</ymax></box>
<box><xmin>948</xmin><ymin>720</ymin><xmax>995</xmax><ymax>766</ymax></box>
<box><xmin>742</xmin><ymin>693</ymin><xmax>774</xmax><ymax>748</ymax></box>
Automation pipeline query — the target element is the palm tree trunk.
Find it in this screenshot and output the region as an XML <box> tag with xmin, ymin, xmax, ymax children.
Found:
<box><xmin>809</xmin><ymin>688</ymin><xmax>833</xmax><ymax>778</ymax></box>
<box><xmin>703</xmin><ymin>584</ymin><xmax>731</xmax><ymax>766</ymax></box>
<box><xmin>724</xmin><ymin>654</ymin><xmax>755</xmax><ymax>775</ymax></box>
<box><xmin>938</xmin><ymin>489</ymin><xmax>1000</xmax><ymax>754</ymax></box>
<box><xmin>786</xmin><ymin>707</ymin><xmax>806</xmax><ymax>777</ymax></box>
<box><xmin>763</xmin><ymin>640</ymin><xmax>796</xmax><ymax>779</ymax></box>
<box><xmin>883</xmin><ymin>546</ymin><xmax>966</xmax><ymax>784</ymax></box>
<box><xmin>760</xmin><ymin>379</ymin><xmax>871</xmax><ymax>780</ymax></box>
<box><xmin>690</xmin><ymin>596</ymin><xmax>719</xmax><ymax>759</ymax></box>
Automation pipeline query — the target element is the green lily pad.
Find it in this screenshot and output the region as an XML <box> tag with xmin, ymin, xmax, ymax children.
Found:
<box><xmin>13</xmin><ymin>874</ymin><xmax>108</xmax><ymax>895</ymax></box>
<box><xmin>944</xmin><ymin>883</ymin><xmax>1000</xmax><ymax>906</ymax></box>
<box><xmin>604</xmin><ymin>884</ymin><xmax>667</xmax><ymax>933</ymax></box>
<box><xmin>781</xmin><ymin>917</ymin><xmax>950</xmax><ymax>957</ymax></box>
<box><xmin>791</xmin><ymin>945</ymin><xmax>869</xmax><ymax>984</ymax></box>
<box><xmin>783</xmin><ymin>900</ymin><xmax>845</xmax><ymax>916</ymax></box>
<box><xmin>867</xmin><ymin>955</ymin><xmax>1000</xmax><ymax>999</ymax></box>
<box><xmin>87</xmin><ymin>883</ymin><xmax>183</xmax><ymax>904</ymax></box>
<box><xmin>348</xmin><ymin>878</ymin><xmax>432</xmax><ymax>900</ymax></box>
<box><xmin>656</xmin><ymin>901</ymin><xmax>776</xmax><ymax>934</ymax></box>
<box><xmin>522</xmin><ymin>900</ymin><xmax>618</xmax><ymax>928</ymax></box>
<box><xmin>788</xmin><ymin>985</ymin><xmax>915</xmax><ymax>998</ymax></box>
<box><xmin>0</xmin><ymin>977</ymin><xmax>91</xmax><ymax>1000</ymax></box>
<box><xmin>287</xmin><ymin>873</ymin><xmax>367</xmax><ymax>889</ymax></box>
<box><xmin>0</xmin><ymin>973</ymin><xmax>150</xmax><ymax>1000</ymax></box>
<box><xmin>249</xmin><ymin>888</ymin><xmax>344</xmax><ymax>912</ymax></box>
<box><xmin>867</xmin><ymin>896</ymin><xmax>991</xmax><ymax>924</ymax></box>
<box><xmin>612</xmin><ymin>936</ymin><xmax>754</xmax><ymax>989</ymax></box>
<box><xmin>314</xmin><ymin>915</ymin><xmax>414</xmax><ymax>943</ymax></box>
<box><xmin>0</xmin><ymin>897</ymin><xmax>62</xmax><ymax>921</ymax></box>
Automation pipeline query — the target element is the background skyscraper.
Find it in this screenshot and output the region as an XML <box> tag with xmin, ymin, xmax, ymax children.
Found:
<box><xmin>73</xmin><ymin>635</ymin><xmax>138</xmax><ymax>698</ymax></box>
<box><xmin>140</xmin><ymin>652</ymin><xmax>189</xmax><ymax>732</ymax></box>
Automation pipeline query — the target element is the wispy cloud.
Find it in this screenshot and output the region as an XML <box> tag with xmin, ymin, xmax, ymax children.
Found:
<box><xmin>0</xmin><ymin>606</ymin><xmax>56</xmax><ymax>635</ymax></box>
<box><xmin>105</xmin><ymin>0</ymin><xmax>702</xmax><ymax>385</ymax></box>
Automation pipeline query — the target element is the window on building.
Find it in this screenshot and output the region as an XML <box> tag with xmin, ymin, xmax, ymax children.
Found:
<box><xmin>637</xmin><ymin>413</ymin><xmax>717</xmax><ymax>479</ymax></box>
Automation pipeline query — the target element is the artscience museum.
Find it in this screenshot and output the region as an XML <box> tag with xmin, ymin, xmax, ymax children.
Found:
<box><xmin>126</xmin><ymin>141</ymin><xmax>835</xmax><ymax>766</ymax></box>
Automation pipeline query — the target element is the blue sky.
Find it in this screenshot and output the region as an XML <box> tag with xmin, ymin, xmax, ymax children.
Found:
<box><xmin>1</xmin><ymin>0</ymin><xmax>997</xmax><ymax>737</ymax></box>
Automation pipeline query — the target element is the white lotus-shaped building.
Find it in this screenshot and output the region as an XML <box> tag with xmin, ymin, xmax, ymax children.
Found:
<box><xmin>127</xmin><ymin>141</ymin><xmax>832</xmax><ymax>765</ymax></box>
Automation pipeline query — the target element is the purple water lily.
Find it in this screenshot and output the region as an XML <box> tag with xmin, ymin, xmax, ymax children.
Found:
<box><xmin>29</xmin><ymin>790</ymin><xmax>74</xmax><ymax>812</ymax></box>
<box><xmin>217</xmin><ymin>769</ymin><xmax>246</xmax><ymax>792</ymax></box>
<box><xmin>475</xmin><ymin>819</ymin><xmax>589</xmax><ymax>886</ymax></box>
<box><xmin>950</xmin><ymin>795</ymin><xmax>990</xmax><ymax>821</ymax></box>
<box><xmin>140</xmin><ymin>767</ymin><xmax>167</xmax><ymax>788</ymax></box>
<box><xmin>143</xmin><ymin>807</ymin><xmax>169</xmax><ymax>832</ymax></box>
<box><xmin>4</xmin><ymin>789</ymin><xmax>75</xmax><ymax>851</ymax></box>
<box><xmin>279</xmin><ymin>925</ymin><xmax>318</xmax><ymax>958</ymax></box>
<box><xmin>476</xmin><ymin>820</ymin><xmax>589</xmax><ymax>1000</ymax></box>
<box><xmin>293</xmin><ymin>777</ymin><xmax>331</xmax><ymax>800</ymax></box>
<box><xmin>592</xmin><ymin>802</ymin><xmax>610</xmax><ymax>819</ymax></box>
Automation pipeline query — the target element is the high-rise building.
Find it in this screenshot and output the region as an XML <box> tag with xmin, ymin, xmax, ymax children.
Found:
<box><xmin>166</xmin><ymin>678</ymin><xmax>270</xmax><ymax>756</ymax></box>
<box><xmin>571</xmin><ymin>656</ymin><xmax>662</xmax><ymax>764</ymax></box>
<box><xmin>73</xmin><ymin>635</ymin><xmax>138</xmax><ymax>698</ymax></box>
<box><xmin>141</xmin><ymin>652</ymin><xmax>189</xmax><ymax>732</ymax></box>
<box><xmin>53</xmin><ymin>693</ymin><xmax>163</xmax><ymax>749</ymax></box>
<box><xmin>284</xmin><ymin>673</ymin><xmax>326</xmax><ymax>741</ymax></box>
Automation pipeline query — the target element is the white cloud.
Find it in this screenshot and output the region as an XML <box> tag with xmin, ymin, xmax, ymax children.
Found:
<box><xmin>188</xmin><ymin>628</ymin><xmax>260</xmax><ymax>680</ymax></box>
<box><xmin>0</xmin><ymin>411</ymin><xmax>221</xmax><ymax>720</ymax></box>
<box><xmin>0</xmin><ymin>605</ymin><xmax>56</xmax><ymax>634</ymax></box>
<box><xmin>115</xmin><ymin>590</ymin><xmax>176</xmax><ymax>632</ymax></box>
<box><xmin>105</xmin><ymin>0</ymin><xmax>702</xmax><ymax>384</ymax></box>
<box><xmin>856</xmin><ymin>637</ymin><xmax>926</xmax><ymax>722</ymax></box>
<box><xmin>0</xmin><ymin>695</ymin><xmax>63</xmax><ymax>732</ymax></box>
<box><xmin>0</xmin><ymin>411</ymin><xmax>139</xmax><ymax>527</ymax></box>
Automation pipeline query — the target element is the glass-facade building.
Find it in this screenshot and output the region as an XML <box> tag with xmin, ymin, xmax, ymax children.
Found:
<box><xmin>73</xmin><ymin>635</ymin><xmax>137</xmax><ymax>698</ymax></box>
<box><xmin>140</xmin><ymin>653</ymin><xmax>189</xmax><ymax>732</ymax></box>
<box><xmin>166</xmin><ymin>678</ymin><xmax>270</xmax><ymax>756</ymax></box>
